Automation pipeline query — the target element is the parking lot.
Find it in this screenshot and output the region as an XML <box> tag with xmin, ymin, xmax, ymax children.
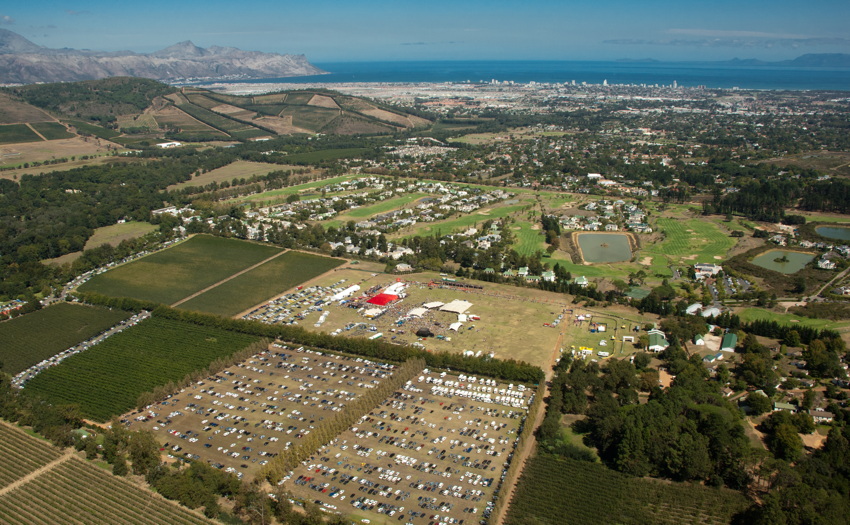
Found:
<box><xmin>285</xmin><ymin>368</ymin><xmax>534</xmax><ymax>525</ymax></box>
<box><xmin>125</xmin><ymin>344</ymin><xmax>396</xmax><ymax>479</ymax></box>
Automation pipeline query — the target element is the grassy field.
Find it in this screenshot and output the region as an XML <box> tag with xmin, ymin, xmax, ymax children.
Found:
<box><xmin>647</xmin><ymin>218</ymin><xmax>735</xmax><ymax>263</ymax></box>
<box><xmin>0</xmin><ymin>303</ymin><xmax>130</xmax><ymax>375</ymax></box>
<box><xmin>83</xmin><ymin>221</ymin><xmax>157</xmax><ymax>251</ymax></box>
<box><xmin>278</xmin><ymin>106</ymin><xmax>340</xmax><ymax>131</ymax></box>
<box><xmin>178</xmin><ymin>251</ymin><xmax>344</xmax><ymax>316</ymax></box>
<box><xmin>505</xmin><ymin>454</ymin><xmax>750</xmax><ymax>525</ymax></box>
<box><xmin>24</xmin><ymin>316</ymin><xmax>260</xmax><ymax>421</ymax></box>
<box><xmin>736</xmin><ymin>307</ymin><xmax>850</xmax><ymax>331</ymax></box>
<box><xmin>512</xmin><ymin>220</ymin><xmax>546</xmax><ymax>256</ymax></box>
<box><xmin>395</xmin><ymin>201</ymin><xmax>531</xmax><ymax>239</ymax></box>
<box><xmin>167</xmin><ymin>161</ymin><xmax>297</xmax><ymax>190</ymax></box>
<box><xmin>335</xmin><ymin>193</ymin><xmax>429</xmax><ymax>221</ymax></box>
<box><xmin>77</xmin><ymin>235</ymin><xmax>282</xmax><ymax>305</ymax></box>
<box><xmin>0</xmin><ymin>124</ymin><xmax>42</xmax><ymax>145</ymax></box>
<box><xmin>29</xmin><ymin>122</ymin><xmax>74</xmax><ymax>140</ymax></box>
<box><xmin>228</xmin><ymin>174</ymin><xmax>358</xmax><ymax>205</ymax></box>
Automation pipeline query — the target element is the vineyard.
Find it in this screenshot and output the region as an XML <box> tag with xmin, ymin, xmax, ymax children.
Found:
<box><xmin>0</xmin><ymin>455</ymin><xmax>213</xmax><ymax>524</ymax></box>
<box><xmin>0</xmin><ymin>303</ymin><xmax>130</xmax><ymax>375</ymax></box>
<box><xmin>24</xmin><ymin>317</ymin><xmax>260</xmax><ymax>421</ymax></box>
<box><xmin>178</xmin><ymin>251</ymin><xmax>343</xmax><ymax>316</ymax></box>
<box><xmin>505</xmin><ymin>454</ymin><xmax>749</xmax><ymax>525</ymax></box>
<box><xmin>0</xmin><ymin>423</ymin><xmax>64</xmax><ymax>489</ymax></box>
<box><xmin>77</xmin><ymin>235</ymin><xmax>282</xmax><ymax>305</ymax></box>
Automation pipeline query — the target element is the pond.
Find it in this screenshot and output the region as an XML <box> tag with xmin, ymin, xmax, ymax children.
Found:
<box><xmin>751</xmin><ymin>250</ymin><xmax>815</xmax><ymax>274</ymax></box>
<box><xmin>577</xmin><ymin>233</ymin><xmax>632</xmax><ymax>263</ymax></box>
<box><xmin>816</xmin><ymin>226</ymin><xmax>850</xmax><ymax>242</ymax></box>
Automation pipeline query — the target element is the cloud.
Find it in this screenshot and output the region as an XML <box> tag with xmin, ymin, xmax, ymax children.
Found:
<box><xmin>667</xmin><ymin>28</ymin><xmax>811</xmax><ymax>40</ymax></box>
<box><xmin>65</xmin><ymin>9</ymin><xmax>91</xmax><ymax>16</ymax></box>
<box><xmin>604</xmin><ymin>36</ymin><xmax>850</xmax><ymax>49</ymax></box>
<box><xmin>0</xmin><ymin>15</ymin><xmax>15</xmax><ymax>25</ymax></box>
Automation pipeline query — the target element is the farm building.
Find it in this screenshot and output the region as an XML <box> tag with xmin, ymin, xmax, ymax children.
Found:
<box><xmin>647</xmin><ymin>329</ymin><xmax>669</xmax><ymax>353</ymax></box>
<box><xmin>721</xmin><ymin>333</ymin><xmax>738</xmax><ymax>352</ymax></box>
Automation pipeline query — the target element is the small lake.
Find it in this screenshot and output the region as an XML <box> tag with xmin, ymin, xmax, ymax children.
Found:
<box><xmin>577</xmin><ymin>233</ymin><xmax>632</xmax><ymax>263</ymax></box>
<box><xmin>751</xmin><ymin>250</ymin><xmax>815</xmax><ymax>274</ymax></box>
<box><xmin>816</xmin><ymin>226</ymin><xmax>850</xmax><ymax>242</ymax></box>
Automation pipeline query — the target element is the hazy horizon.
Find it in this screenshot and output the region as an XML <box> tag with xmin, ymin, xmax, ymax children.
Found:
<box><xmin>3</xmin><ymin>0</ymin><xmax>849</xmax><ymax>63</ymax></box>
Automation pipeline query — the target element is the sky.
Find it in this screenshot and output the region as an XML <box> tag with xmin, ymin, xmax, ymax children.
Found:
<box><xmin>2</xmin><ymin>0</ymin><xmax>849</xmax><ymax>63</ymax></box>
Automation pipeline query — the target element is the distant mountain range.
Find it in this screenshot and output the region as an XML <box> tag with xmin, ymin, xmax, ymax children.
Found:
<box><xmin>615</xmin><ymin>54</ymin><xmax>850</xmax><ymax>68</ymax></box>
<box><xmin>0</xmin><ymin>29</ymin><xmax>326</xmax><ymax>84</ymax></box>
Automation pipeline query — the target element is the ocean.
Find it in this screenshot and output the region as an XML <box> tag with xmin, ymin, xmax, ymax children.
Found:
<box><xmin>219</xmin><ymin>60</ymin><xmax>850</xmax><ymax>91</ymax></box>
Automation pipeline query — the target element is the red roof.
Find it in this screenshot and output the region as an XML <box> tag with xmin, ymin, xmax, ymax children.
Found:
<box><xmin>366</xmin><ymin>293</ymin><xmax>398</xmax><ymax>306</ymax></box>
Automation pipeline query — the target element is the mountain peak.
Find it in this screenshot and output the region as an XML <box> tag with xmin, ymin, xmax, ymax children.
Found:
<box><xmin>0</xmin><ymin>28</ymin><xmax>43</xmax><ymax>54</ymax></box>
<box><xmin>152</xmin><ymin>40</ymin><xmax>207</xmax><ymax>58</ymax></box>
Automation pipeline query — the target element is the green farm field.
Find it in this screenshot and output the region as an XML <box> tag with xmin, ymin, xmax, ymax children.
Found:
<box><xmin>505</xmin><ymin>454</ymin><xmax>749</xmax><ymax>525</ymax></box>
<box><xmin>0</xmin><ymin>303</ymin><xmax>130</xmax><ymax>375</ymax></box>
<box><xmin>0</xmin><ymin>124</ymin><xmax>41</xmax><ymax>145</ymax></box>
<box><xmin>29</xmin><ymin>122</ymin><xmax>74</xmax><ymax>140</ymax></box>
<box><xmin>0</xmin><ymin>425</ymin><xmax>215</xmax><ymax>524</ymax></box>
<box><xmin>179</xmin><ymin>251</ymin><xmax>344</xmax><ymax>317</ymax></box>
<box><xmin>24</xmin><ymin>316</ymin><xmax>260</xmax><ymax>421</ymax></box>
<box><xmin>83</xmin><ymin>221</ymin><xmax>157</xmax><ymax>250</ymax></box>
<box><xmin>77</xmin><ymin>235</ymin><xmax>282</xmax><ymax>305</ymax></box>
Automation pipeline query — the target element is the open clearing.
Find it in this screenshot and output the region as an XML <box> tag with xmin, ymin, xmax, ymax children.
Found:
<box><xmin>286</xmin><ymin>368</ymin><xmax>532</xmax><ymax>524</ymax></box>
<box><xmin>84</xmin><ymin>221</ymin><xmax>158</xmax><ymax>250</ymax></box>
<box><xmin>167</xmin><ymin>160</ymin><xmax>296</xmax><ymax>191</ymax></box>
<box><xmin>0</xmin><ymin>137</ymin><xmax>117</xmax><ymax>173</ymax></box>
<box><xmin>229</xmin><ymin>174</ymin><xmax>358</xmax><ymax>205</ymax></box>
<box><xmin>243</xmin><ymin>269</ymin><xmax>567</xmax><ymax>370</ymax></box>
<box><xmin>0</xmin><ymin>303</ymin><xmax>130</xmax><ymax>375</ymax></box>
<box><xmin>127</xmin><ymin>344</ymin><xmax>395</xmax><ymax>480</ymax></box>
<box><xmin>178</xmin><ymin>251</ymin><xmax>344</xmax><ymax>317</ymax></box>
<box><xmin>77</xmin><ymin>235</ymin><xmax>282</xmax><ymax>305</ymax></box>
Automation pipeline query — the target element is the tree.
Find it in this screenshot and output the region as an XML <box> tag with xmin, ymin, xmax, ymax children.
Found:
<box><xmin>767</xmin><ymin>423</ymin><xmax>803</xmax><ymax>461</ymax></box>
<box><xmin>747</xmin><ymin>391</ymin><xmax>773</xmax><ymax>416</ymax></box>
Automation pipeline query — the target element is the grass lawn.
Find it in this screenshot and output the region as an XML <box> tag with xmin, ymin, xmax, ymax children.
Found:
<box><xmin>513</xmin><ymin>221</ymin><xmax>546</xmax><ymax>256</ymax></box>
<box><xmin>77</xmin><ymin>235</ymin><xmax>282</xmax><ymax>305</ymax></box>
<box><xmin>229</xmin><ymin>174</ymin><xmax>358</xmax><ymax>205</ymax></box>
<box><xmin>736</xmin><ymin>307</ymin><xmax>850</xmax><ymax>332</ymax></box>
<box><xmin>0</xmin><ymin>303</ymin><xmax>130</xmax><ymax>375</ymax></box>
<box><xmin>646</xmin><ymin>218</ymin><xmax>735</xmax><ymax>264</ymax></box>
<box><xmin>336</xmin><ymin>193</ymin><xmax>429</xmax><ymax>221</ymax></box>
<box><xmin>83</xmin><ymin>221</ymin><xmax>157</xmax><ymax>251</ymax></box>
<box><xmin>179</xmin><ymin>251</ymin><xmax>344</xmax><ymax>316</ymax></box>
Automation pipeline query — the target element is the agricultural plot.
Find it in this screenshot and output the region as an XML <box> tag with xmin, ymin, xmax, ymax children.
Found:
<box><xmin>28</xmin><ymin>122</ymin><xmax>74</xmax><ymax>140</ymax></box>
<box><xmin>150</xmin><ymin>106</ymin><xmax>225</xmax><ymax>137</ymax></box>
<box><xmin>0</xmin><ymin>423</ymin><xmax>64</xmax><ymax>490</ymax></box>
<box><xmin>505</xmin><ymin>454</ymin><xmax>749</xmax><ymax>525</ymax></box>
<box><xmin>78</xmin><ymin>235</ymin><xmax>282</xmax><ymax>305</ymax></box>
<box><xmin>0</xmin><ymin>454</ymin><xmax>214</xmax><ymax>525</ymax></box>
<box><xmin>128</xmin><ymin>344</ymin><xmax>395</xmax><ymax>480</ymax></box>
<box><xmin>278</xmin><ymin>107</ymin><xmax>341</xmax><ymax>132</ymax></box>
<box><xmin>179</xmin><ymin>251</ymin><xmax>344</xmax><ymax>317</ymax></box>
<box><xmin>24</xmin><ymin>316</ymin><xmax>261</xmax><ymax>421</ymax></box>
<box><xmin>286</xmin><ymin>368</ymin><xmax>533</xmax><ymax>524</ymax></box>
<box><xmin>0</xmin><ymin>303</ymin><xmax>130</xmax><ymax>375</ymax></box>
<box><xmin>0</xmin><ymin>124</ymin><xmax>41</xmax><ymax>145</ymax></box>
<box><xmin>63</xmin><ymin>119</ymin><xmax>121</xmax><ymax>139</ymax></box>
<box><xmin>0</xmin><ymin>92</ymin><xmax>52</xmax><ymax>124</ymax></box>
<box><xmin>83</xmin><ymin>221</ymin><xmax>157</xmax><ymax>250</ymax></box>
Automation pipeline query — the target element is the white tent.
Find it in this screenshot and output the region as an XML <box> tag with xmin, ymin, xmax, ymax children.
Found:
<box><xmin>408</xmin><ymin>307</ymin><xmax>428</xmax><ymax>318</ymax></box>
<box><xmin>423</xmin><ymin>301</ymin><xmax>445</xmax><ymax>309</ymax></box>
<box><xmin>440</xmin><ymin>300</ymin><xmax>473</xmax><ymax>314</ymax></box>
<box><xmin>449</xmin><ymin>322</ymin><xmax>463</xmax><ymax>331</ymax></box>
